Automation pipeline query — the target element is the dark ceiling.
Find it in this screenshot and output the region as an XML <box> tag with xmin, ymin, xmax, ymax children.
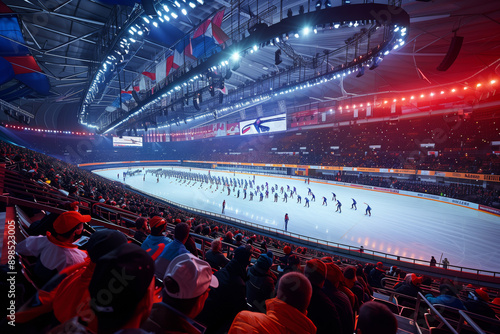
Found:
<box><xmin>1</xmin><ymin>0</ymin><xmax>499</xmax><ymax>131</ymax></box>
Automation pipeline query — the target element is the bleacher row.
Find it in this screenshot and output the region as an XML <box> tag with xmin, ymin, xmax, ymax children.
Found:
<box><xmin>1</xmin><ymin>143</ymin><xmax>500</xmax><ymax>334</ymax></box>
<box><xmin>5</xmin><ymin>113</ymin><xmax>500</xmax><ymax>175</ymax></box>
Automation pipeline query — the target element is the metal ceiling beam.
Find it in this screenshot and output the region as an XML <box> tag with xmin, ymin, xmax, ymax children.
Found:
<box><xmin>21</xmin><ymin>22</ymin><xmax>41</xmax><ymax>49</ymax></box>
<box><xmin>48</xmin><ymin>11</ymin><xmax>106</xmax><ymax>26</ymax></box>
<box><xmin>35</xmin><ymin>53</ymin><xmax>99</xmax><ymax>64</ymax></box>
<box><xmin>60</xmin><ymin>71</ymin><xmax>89</xmax><ymax>80</ymax></box>
<box><xmin>30</xmin><ymin>23</ymin><xmax>96</xmax><ymax>44</ymax></box>
<box><xmin>44</xmin><ymin>62</ymin><xmax>89</xmax><ymax>68</ymax></box>
<box><xmin>53</xmin><ymin>0</ymin><xmax>74</xmax><ymax>12</ymax></box>
<box><xmin>44</xmin><ymin>29</ymin><xmax>100</xmax><ymax>54</ymax></box>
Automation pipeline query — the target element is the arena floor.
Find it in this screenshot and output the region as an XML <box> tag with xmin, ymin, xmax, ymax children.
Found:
<box><xmin>93</xmin><ymin>166</ymin><xmax>500</xmax><ymax>274</ymax></box>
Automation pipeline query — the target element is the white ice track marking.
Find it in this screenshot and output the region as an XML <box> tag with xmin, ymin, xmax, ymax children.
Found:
<box><xmin>95</xmin><ymin>166</ymin><xmax>500</xmax><ymax>273</ymax></box>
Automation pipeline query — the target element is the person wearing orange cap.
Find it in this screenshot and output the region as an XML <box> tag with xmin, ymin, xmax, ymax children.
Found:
<box><xmin>140</xmin><ymin>216</ymin><xmax>172</xmax><ymax>259</ymax></box>
<box><xmin>464</xmin><ymin>288</ymin><xmax>496</xmax><ymax>319</ymax></box>
<box><xmin>16</xmin><ymin>211</ymin><xmax>89</xmax><ymax>285</ymax></box>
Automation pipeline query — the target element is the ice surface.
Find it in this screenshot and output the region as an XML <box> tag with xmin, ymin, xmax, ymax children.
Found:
<box><xmin>94</xmin><ymin>166</ymin><xmax>500</xmax><ymax>273</ymax></box>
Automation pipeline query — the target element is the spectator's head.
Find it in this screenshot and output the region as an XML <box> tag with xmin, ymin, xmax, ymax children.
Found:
<box><xmin>277</xmin><ymin>272</ymin><xmax>312</xmax><ymax>314</ymax></box>
<box><xmin>410</xmin><ymin>273</ymin><xmax>423</xmax><ymax>286</ymax></box>
<box><xmin>53</xmin><ymin>211</ymin><xmax>90</xmax><ymax>242</ymax></box>
<box><xmin>324</xmin><ymin>262</ymin><xmax>344</xmax><ymax>288</ymax></box>
<box><xmin>149</xmin><ymin>216</ymin><xmax>166</xmax><ymax>236</ymax></box>
<box><xmin>343</xmin><ymin>266</ymin><xmax>357</xmax><ymax>288</ymax></box>
<box><xmin>304</xmin><ymin>258</ymin><xmax>327</xmax><ymax>288</ymax></box>
<box><xmin>287</xmin><ymin>254</ymin><xmax>301</xmax><ymax>268</ymax></box>
<box><xmin>233</xmin><ymin>245</ymin><xmax>252</xmax><ymax>268</ymax></box>
<box><xmin>376</xmin><ymin>261</ymin><xmax>385</xmax><ymax>271</ymax></box>
<box><xmin>439</xmin><ymin>284</ymin><xmax>458</xmax><ymax>297</ymax></box>
<box><xmin>211</xmin><ymin>238</ymin><xmax>222</xmax><ymax>252</ymax></box>
<box><xmin>225</xmin><ymin>231</ymin><xmax>233</xmax><ymax>240</ymax></box>
<box><xmin>468</xmin><ymin>288</ymin><xmax>489</xmax><ymax>302</ymax></box>
<box><xmin>283</xmin><ymin>245</ymin><xmax>292</xmax><ymax>255</ymax></box>
<box><xmin>254</xmin><ymin>253</ymin><xmax>273</xmax><ymax>272</ymax></box>
<box><xmin>163</xmin><ymin>253</ymin><xmax>219</xmax><ymax>318</ymax></box>
<box><xmin>86</xmin><ymin>230</ymin><xmax>128</xmax><ymax>263</ymax></box>
<box><xmin>135</xmin><ymin>216</ymin><xmax>149</xmax><ymax>232</ymax></box>
<box><xmin>356</xmin><ymin>301</ymin><xmax>398</xmax><ymax>334</ymax></box>
<box><xmin>174</xmin><ymin>223</ymin><xmax>190</xmax><ymax>244</ymax></box>
<box><xmin>89</xmin><ymin>243</ymin><xmax>155</xmax><ymax>333</ymax></box>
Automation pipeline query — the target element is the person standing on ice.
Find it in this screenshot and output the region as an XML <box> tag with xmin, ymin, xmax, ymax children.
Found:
<box><xmin>322</xmin><ymin>197</ymin><xmax>327</xmax><ymax>206</ymax></box>
<box><xmin>284</xmin><ymin>213</ymin><xmax>289</xmax><ymax>231</ymax></box>
<box><xmin>274</xmin><ymin>192</ymin><xmax>279</xmax><ymax>202</ymax></box>
<box><xmin>297</xmin><ymin>194</ymin><xmax>302</xmax><ymax>204</ymax></box>
<box><xmin>351</xmin><ymin>198</ymin><xmax>357</xmax><ymax>210</ymax></box>
<box><xmin>222</xmin><ymin>200</ymin><xmax>226</xmax><ymax>214</ymax></box>
<box><xmin>364</xmin><ymin>203</ymin><xmax>371</xmax><ymax>216</ymax></box>
<box><xmin>311</xmin><ymin>193</ymin><xmax>315</xmax><ymax>202</ymax></box>
<box><xmin>283</xmin><ymin>192</ymin><xmax>288</xmax><ymax>203</ymax></box>
<box><xmin>304</xmin><ymin>197</ymin><xmax>310</xmax><ymax>208</ymax></box>
<box><xmin>335</xmin><ymin>200</ymin><xmax>342</xmax><ymax>213</ymax></box>
<box><xmin>332</xmin><ymin>192</ymin><xmax>336</xmax><ymax>201</ymax></box>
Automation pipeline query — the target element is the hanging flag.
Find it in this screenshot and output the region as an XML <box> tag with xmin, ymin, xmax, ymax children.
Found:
<box><xmin>193</xmin><ymin>18</ymin><xmax>211</xmax><ymax>38</ymax></box>
<box><xmin>173</xmin><ymin>36</ymin><xmax>193</xmax><ymax>68</ymax></box>
<box><xmin>166</xmin><ymin>55</ymin><xmax>174</xmax><ymax>76</ymax></box>
<box><xmin>212</xmin><ymin>9</ymin><xmax>224</xmax><ymax>27</ymax></box>
<box><xmin>215</xmin><ymin>85</ymin><xmax>227</xmax><ymax>94</ymax></box>
<box><xmin>142</xmin><ymin>71</ymin><xmax>156</xmax><ymax>81</ymax></box>
<box><xmin>139</xmin><ymin>76</ymin><xmax>146</xmax><ymax>91</ymax></box>
<box><xmin>156</xmin><ymin>58</ymin><xmax>167</xmax><ymax>82</ymax></box>
<box><xmin>211</xmin><ymin>24</ymin><xmax>229</xmax><ymax>45</ymax></box>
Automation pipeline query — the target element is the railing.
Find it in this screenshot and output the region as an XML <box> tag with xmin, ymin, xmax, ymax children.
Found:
<box><xmin>124</xmin><ymin>182</ymin><xmax>500</xmax><ymax>280</ymax></box>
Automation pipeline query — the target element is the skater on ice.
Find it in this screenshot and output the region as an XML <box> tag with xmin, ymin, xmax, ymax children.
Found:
<box><xmin>284</xmin><ymin>213</ymin><xmax>289</xmax><ymax>231</ymax></box>
<box><xmin>222</xmin><ymin>200</ymin><xmax>226</xmax><ymax>214</ymax></box>
<box><xmin>274</xmin><ymin>192</ymin><xmax>279</xmax><ymax>202</ymax></box>
<box><xmin>322</xmin><ymin>197</ymin><xmax>327</xmax><ymax>206</ymax></box>
<box><xmin>283</xmin><ymin>192</ymin><xmax>288</xmax><ymax>203</ymax></box>
<box><xmin>364</xmin><ymin>203</ymin><xmax>371</xmax><ymax>216</ymax></box>
<box><xmin>297</xmin><ymin>195</ymin><xmax>302</xmax><ymax>204</ymax></box>
<box><xmin>332</xmin><ymin>192</ymin><xmax>336</xmax><ymax>201</ymax></box>
<box><xmin>336</xmin><ymin>200</ymin><xmax>342</xmax><ymax>213</ymax></box>
<box><xmin>351</xmin><ymin>198</ymin><xmax>357</xmax><ymax>210</ymax></box>
<box><xmin>311</xmin><ymin>193</ymin><xmax>316</xmax><ymax>202</ymax></box>
<box><xmin>304</xmin><ymin>197</ymin><xmax>310</xmax><ymax>207</ymax></box>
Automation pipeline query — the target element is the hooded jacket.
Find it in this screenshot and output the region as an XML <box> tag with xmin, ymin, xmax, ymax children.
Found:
<box><xmin>229</xmin><ymin>298</ymin><xmax>317</xmax><ymax>334</ymax></box>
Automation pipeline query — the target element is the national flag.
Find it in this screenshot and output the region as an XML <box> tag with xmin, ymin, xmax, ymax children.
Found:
<box><xmin>142</xmin><ymin>71</ymin><xmax>156</xmax><ymax>81</ymax></box>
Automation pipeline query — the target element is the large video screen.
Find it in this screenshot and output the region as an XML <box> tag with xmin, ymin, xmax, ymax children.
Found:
<box><xmin>113</xmin><ymin>136</ymin><xmax>143</xmax><ymax>147</ymax></box>
<box><xmin>239</xmin><ymin>113</ymin><xmax>287</xmax><ymax>135</ymax></box>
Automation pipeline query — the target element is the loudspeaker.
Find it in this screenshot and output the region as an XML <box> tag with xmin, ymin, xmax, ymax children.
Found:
<box><xmin>132</xmin><ymin>90</ymin><xmax>141</xmax><ymax>103</ymax></box>
<box><xmin>225</xmin><ymin>69</ymin><xmax>232</xmax><ymax>80</ymax></box>
<box><xmin>437</xmin><ymin>36</ymin><xmax>464</xmax><ymax>71</ymax></box>
<box><xmin>275</xmin><ymin>49</ymin><xmax>282</xmax><ymax>65</ymax></box>
<box><xmin>193</xmin><ymin>96</ymin><xmax>201</xmax><ymax>110</ymax></box>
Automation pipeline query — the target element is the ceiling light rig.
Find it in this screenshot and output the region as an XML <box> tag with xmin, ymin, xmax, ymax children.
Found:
<box><xmin>93</xmin><ymin>3</ymin><xmax>410</xmax><ymax>133</ymax></box>
<box><xmin>80</xmin><ymin>0</ymin><xmax>206</xmax><ymax>126</ymax></box>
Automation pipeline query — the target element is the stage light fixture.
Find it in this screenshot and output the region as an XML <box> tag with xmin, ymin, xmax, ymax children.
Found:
<box><xmin>356</xmin><ymin>67</ymin><xmax>365</xmax><ymax>77</ymax></box>
<box><xmin>325</xmin><ymin>0</ymin><xmax>332</xmax><ymax>7</ymax></box>
<box><xmin>315</xmin><ymin>0</ymin><xmax>322</xmax><ymax>10</ymax></box>
<box><xmin>275</xmin><ymin>49</ymin><xmax>282</xmax><ymax>65</ymax></box>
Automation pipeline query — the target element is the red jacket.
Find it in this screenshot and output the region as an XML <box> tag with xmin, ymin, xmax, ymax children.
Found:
<box><xmin>229</xmin><ymin>298</ymin><xmax>316</xmax><ymax>334</ymax></box>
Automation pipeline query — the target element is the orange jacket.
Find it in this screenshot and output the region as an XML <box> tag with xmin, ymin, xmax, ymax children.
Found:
<box><xmin>228</xmin><ymin>298</ymin><xmax>316</xmax><ymax>334</ymax></box>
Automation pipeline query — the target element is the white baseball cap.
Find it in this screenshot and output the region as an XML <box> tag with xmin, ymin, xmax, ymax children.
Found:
<box><xmin>164</xmin><ymin>253</ymin><xmax>219</xmax><ymax>299</ymax></box>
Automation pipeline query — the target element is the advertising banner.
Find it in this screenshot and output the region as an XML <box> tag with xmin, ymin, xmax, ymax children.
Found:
<box><xmin>291</xmin><ymin>109</ymin><xmax>318</xmax><ymax>127</ymax></box>
<box><xmin>112</xmin><ymin>136</ymin><xmax>143</xmax><ymax>147</ymax></box>
<box><xmin>240</xmin><ymin>113</ymin><xmax>287</xmax><ymax>135</ymax></box>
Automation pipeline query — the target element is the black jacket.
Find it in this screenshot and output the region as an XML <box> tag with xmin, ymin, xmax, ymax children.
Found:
<box><xmin>246</xmin><ymin>265</ymin><xmax>276</xmax><ymax>312</ymax></box>
<box><xmin>196</xmin><ymin>259</ymin><xmax>247</xmax><ymax>334</ymax></box>
<box><xmin>307</xmin><ymin>284</ymin><xmax>342</xmax><ymax>334</ymax></box>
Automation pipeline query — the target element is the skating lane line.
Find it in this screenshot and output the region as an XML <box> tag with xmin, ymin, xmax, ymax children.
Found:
<box><xmin>92</xmin><ymin>166</ymin><xmax>500</xmax><ymax>217</ymax></box>
<box><xmin>339</xmin><ymin>221</ymin><xmax>360</xmax><ymax>242</ymax></box>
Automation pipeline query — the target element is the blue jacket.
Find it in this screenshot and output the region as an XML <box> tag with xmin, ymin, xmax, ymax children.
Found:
<box><xmin>141</xmin><ymin>235</ymin><xmax>172</xmax><ymax>252</ymax></box>
<box><xmin>154</xmin><ymin>239</ymin><xmax>189</xmax><ymax>278</ymax></box>
<box><xmin>426</xmin><ymin>294</ymin><xmax>466</xmax><ymax>310</ymax></box>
